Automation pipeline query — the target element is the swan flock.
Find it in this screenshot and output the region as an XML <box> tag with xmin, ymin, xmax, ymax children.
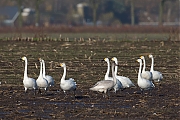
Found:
<box><xmin>20</xmin><ymin>54</ymin><xmax>162</xmax><ymax>96</ymax></box>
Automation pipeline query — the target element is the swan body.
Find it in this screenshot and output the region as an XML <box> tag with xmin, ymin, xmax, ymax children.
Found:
<box><xmin>21</xmin><ymin>56</ymin><xmax>37</xmax><ymax>93</ymax></box>
<box><xmin>59</xmin><ymin>63</ymin><xmax>76</xmax><ymax>94</ymax></box>
<box><xmin>112</xmin><ymin>57</ymin><xmax>135</xmax><ymax>88</ymax></box>
<box><xmin>36</xmin><ymin>58</ymin><xmax>48</xmax><ymax>91</ymax></box>
<box><xmin>137</xmin><ymin>59</ymin><xmax>155</xmax><ymax>90</ymax></box>
<box><xmin>103</xmin><ymin>58</ymin><xmax>123</xmax><ymax>92</ymax></box>
<box><xmin>42</xmin><ymin>59</ymin><xmax>54</xmax><ymax>87</ymax></box>
<box><xmin>140</xmin><ymin>56</ymin><xmax>152</xmax><ymax>81</ymax></box>
<box><xmin>149</xmin><ymin>54</ymin><xmax>163</xmax><ymax>82</ymax></box>
<box><xmin>90</xmin><ymin>61</ymin><xmax>117</xmax><ymax>96</ymax></box>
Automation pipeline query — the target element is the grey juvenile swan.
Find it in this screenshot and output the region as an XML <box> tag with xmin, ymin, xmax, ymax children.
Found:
<box><xmin>103</xmin><ymin>57</ymin><xmax>123</xmax><ymax>93</ymax></box>
<box><xmin>90</xmin><ymin>60</ymin><xmax>117</xmax><ymax>97</ymax></box>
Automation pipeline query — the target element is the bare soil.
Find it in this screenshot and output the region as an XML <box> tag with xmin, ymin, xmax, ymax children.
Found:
<box><xmin>0</xmin><ymin>39</ymin><xmax>179</xmax><ymax>119</ymax></box>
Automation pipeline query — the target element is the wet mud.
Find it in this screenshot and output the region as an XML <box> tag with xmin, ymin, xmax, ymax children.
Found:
<box><xmin>0</xmin><ymin>39</ymin><xmax>179</xmax><ymax>119</ymax></box>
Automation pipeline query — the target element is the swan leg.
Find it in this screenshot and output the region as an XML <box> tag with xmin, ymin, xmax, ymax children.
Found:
<box><xmin>38</xmin><ymin>88</ymin><xmax>42</xmax><ymax>94</ymax></box>
<box><xmin>33</xmin><ymin>88</ymin><xmax>36</xmax><ymax>95</ymax></box>
<box><xmin>24</xmin><ymin>87</ymin><xmax>27</xmax><ymax>93</ymax></box>
<box><xmin>73</xmin><ymin>90</ymin><xmax>76</xmax><ymax>98</ymax></box>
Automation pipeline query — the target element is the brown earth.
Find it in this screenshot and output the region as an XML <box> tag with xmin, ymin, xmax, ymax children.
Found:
<box><xmin>0</xmin><ymin>39</ymin><xmax>179</xmax><ymax>119</ymax></box>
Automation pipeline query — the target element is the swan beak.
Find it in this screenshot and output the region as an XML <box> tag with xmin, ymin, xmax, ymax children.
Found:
<box><xmin>38</xmin><ymin>58</ymin><xmax>42</xmax><ymax>61</ymax></box>
<box><xmin>59</xmin><ymin>63</ymin><xmax>63</xmax><ymax>67</ymax></box>
<box><xmin>20</xmin><ymin>57</ymin><xmax>25</xmax><ymax>60</ymax></box>
<box><xmin>140</xmin><ymin>56</ymin><xmax>143</xmax><ymax>59</ymax></box>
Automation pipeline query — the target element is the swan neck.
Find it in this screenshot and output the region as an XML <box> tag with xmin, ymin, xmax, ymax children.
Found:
<box><xmin>138</xmin><ymin>61</ymin><xmax>142</xmax><ymax>79</ymax></box>
<box><xmin>150</xmin><ymin>57</ymin><xmax>154</xmax><ymax>71</ymax></box>
<box><xmin>114</xmin><ymin>60</ymin><xmax>118</xmax><ymax>77</ymax></box>
<box><xmin>61</xmin><ymin>66</ymin><xmax>66</xmax><ymax>81</ymax></box>
<box><xmin>39</xmin><ymin>61</ymin><xmax>43</xmax><ymax>77</ymax></box>
<box><xmin>24</xmin><ymin>59</ymin><xmax>28</xmax><ymax>79</ymax></box>
<box><xmin>42</xmin><ymin>60</ymin><xmax>46</xmax><ymax>77</ymax></box>
<box><xmin>142</xmin><ymin>58</ymin><xmax>146</xmax><ymax>71</ymax></box>
<box><xmin>111</xmin><ymin>63</ymin><xmax>117</xmax><ymax>85</ymax></box>
<box><xmin>105</xmin><ymin>61</ymin><xmax>110</xmax><ymax>79</ymax></box>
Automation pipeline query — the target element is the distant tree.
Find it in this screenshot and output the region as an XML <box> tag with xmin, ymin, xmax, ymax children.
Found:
<box><xmin>130</xmin><ymin>0</ymin><xmax>134</xmax><ymax>25</ymax></box>
<box><xmin>17</xmin><ymin>0</ymin><xmax>23</xmax><ymax>28</ymax></box>
<box><xmin>89</xmin><ymin>0</ymin><xmax>101</xmax><ymax>26</ymax></box>
<box><xmin>35</xmin><ymin>0</ymin><xmax>42</xmax><ymax>27</ymax></box>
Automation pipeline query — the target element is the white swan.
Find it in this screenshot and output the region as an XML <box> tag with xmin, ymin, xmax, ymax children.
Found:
<box><xmin>21</xmin><ymin>56</ymin><xmax>37</xmax><ymax>93</ymax></box>
<box><xmin>36</xmin><ymin>58</ymin><xmax>48</xmax><ymax>92</ymax></box>
<box><xmin>90</xmin><ymin>60</ymin><xmax>117</xmax><ymax>97</ymax></box>
<box><xmin>103</xmin><ymin>58</ymin><xmax>123</xmax><ymax>93</ymax></box>
<box><xmin>140</xmin><ymin>56</ymin><xmax>152</xmax><ymax>81</ymax></box>
<box><xmin>59</xmin><ymin>63</ymin><xmax>76</xmax><ymax>96</ymax></box>
<box><xmin>137</xmin><ymin>59</ymin><xmax>155</xmax><ymax>90</ymax></box>
<box><xmin>149</xmin><ymin>54</ymin><xmax>163</xmax><ymax>82</ymax></box>
<box><xmin>111</xmin><ymin>57</ymin><xmax>135</xmax><ymax>88</ymax></box>
<box><xmin>42</xmin><ymin>59</ymin><xmax>55</xmax><ymax>87</ymax></box>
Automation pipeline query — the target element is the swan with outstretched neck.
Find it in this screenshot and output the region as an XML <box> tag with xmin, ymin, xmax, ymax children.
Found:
<box><xmin>111</xmin><ymin>57</ymin><xmax>135</xmax><ymax>88</ymax></box>
<box><xmin>137</xmin><ymin>59</ymin><xmax>155</xmax><ymax>91</ymax></box>
<box><xmin>90</xmin><ymin>60</ymin><xmax>117</xmax><ymax>97</ymax></box>
<box><xmin>36</xmin><ymin>58</ymin><xmax>48</xmax><ymax>93</ymax></box>
<box><xmin>42</xmin><ymin>59</ymin><xmax>54</xmax><ymax>87</ymax></box>
<box><xmin>149</xmin><ymin>54</ymin><xmax>163</xmax><ymax>82</ymax></box>
<box><xmin>21</xmin><ymin>56</ymin><xmax>37</xmax><ymax>94</ymax></box>
<box><xmin>140</xmin><ymin>56</ymin><xmax>152</xmax><ymax>81</ymax></box>
<box><xmin>103</xmin><ymin>58</ymin><xmax>123</xmax><ymax>93</ymax></box>
<box><xmin>59</xmin><ymin>63</ymin><xmax>76</xmax><ymax>97</ymax></box>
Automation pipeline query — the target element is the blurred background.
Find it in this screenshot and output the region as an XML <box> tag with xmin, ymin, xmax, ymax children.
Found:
<box><xmin>0</xmin><ymin>0</ymin><xmax>179</xmax><ymax>28</ymax></box>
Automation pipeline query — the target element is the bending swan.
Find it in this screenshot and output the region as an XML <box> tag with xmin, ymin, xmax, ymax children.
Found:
<box><xmin>21</xmin><ymin>56</ymin><xmax>37</xmax><ymax>93</ymax></box>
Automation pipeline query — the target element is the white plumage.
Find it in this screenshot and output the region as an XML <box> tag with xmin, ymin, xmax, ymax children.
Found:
<box><xmin>42</xmin><ymin>59</ymin><xmax>55</xmax><ymax>87</ymax></box>
<box><xmin>112</xmin><ymin>57</ymin><xmax>135</xmax><ymax>88</ymax></box>
<box><xmin>140</xmin><ymin>56</ymin><xmax>152</xmax><ymax>81</ymax></box>
<box><xmin>36</xmin><ymin>58</ymin><xmax>48</xmax><ymax>92</ymax></box>
<box><xmin>137</xmin><ymin>59</ymin><xmax>155</xmax><ymax>90</ymax></box>
<box><xmin>149</xmin><ymin>54</ymin><xmax>163</xmax><ymax>82</ymax></box>
<box><xmin>59</xmin><ymin>63</ymin><xmax>76</xmax><ymax>96</ymax></box>
<box><xmin>21</xmin><ymin>56</ymin><xmax>37</xmax><ymax>93</ymax></box>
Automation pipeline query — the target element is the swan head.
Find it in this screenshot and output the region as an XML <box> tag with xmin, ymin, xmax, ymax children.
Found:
<box><xmin>136</xmin><ymin>59</ymin><xmax>142</xmax><ymax>63</ymax></box>
<box><xmin>60</xmin><ymin>63</ymin><xmax>66</xmax><ymax>67</ymax></box>
<box><xmin>149</xmin><ymin>54</ymin><xmax>153</xmax><ymax>58</ymax></box>
<box><xmin>38</xmin><ymin>58</ymin><xmax>43</xmax><ymax>62</ymax></box>
<box><xmin>21</xmin><ymin>56</ymin><xmax>27</xmax><ymax>61</ymax></box>
<box><xmin>111</xmin><ymin>57</ymin><xmax>118</xmax><ymax>64</ymax></box>
<box><xmin>103</xmin><ymin>58</ymin><xmax>109</xmax><ymax>62</ymax></box>
<box><xmin>140</xmin><ymin>56</ymin><xmax>145</xmax><ymax>59</ymax></box>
